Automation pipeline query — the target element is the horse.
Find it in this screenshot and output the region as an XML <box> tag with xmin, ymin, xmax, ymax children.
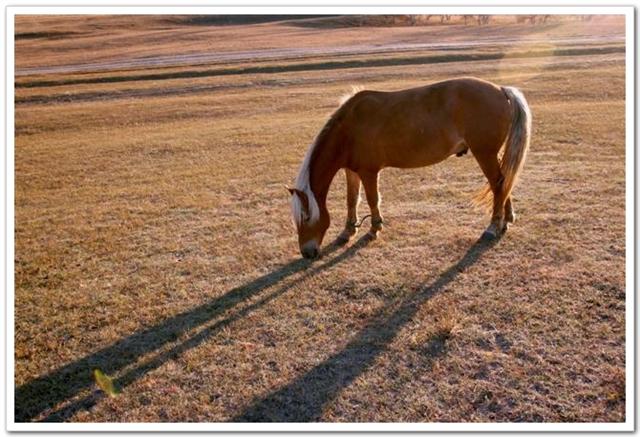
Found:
<box><xmin>288</xmin><ymin>77</ymin><xmax>531</xmax><ymax>259</ymax></box>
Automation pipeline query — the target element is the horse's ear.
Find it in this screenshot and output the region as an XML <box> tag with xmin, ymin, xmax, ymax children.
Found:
<box><xmin>285</xmin><ymin>185</ymin><xmax>296</xmax><ymax>196</ymax></box>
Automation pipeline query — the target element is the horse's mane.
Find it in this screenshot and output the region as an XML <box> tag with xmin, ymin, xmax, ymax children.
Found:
<box><xmin>291</xmin><ymin>87</ymin><xmax>363</xmax><ymax>227</ymax></box>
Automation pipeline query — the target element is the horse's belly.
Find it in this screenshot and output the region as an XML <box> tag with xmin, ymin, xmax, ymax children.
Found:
<box><xmin>384</xmin><ymin>139</ymin><xmax>458</xmax><ymax>169</ymax></box>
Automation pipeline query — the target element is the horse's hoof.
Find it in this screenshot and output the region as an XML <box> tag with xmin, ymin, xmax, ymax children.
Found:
<box><xmin>336</xmin><ymin>235</ymin><xmax>349</xmax><ymax>245</ymax></box>
<box><xmin>481</xmin><ymin>230</ymin><xmax>497</xmax><ymax>241</ymax></box>
<box><xmin>336</xmin><ymin>229</ymin><xmax>356</xmax><ymax>245</ymax></box>
<box><xmin>481</xmin><ymin>223</ymin><xmax>502</xmax><ymax>241</ymax></box>
<box><xmin>506</xmin><ymin>212</ymin><xmax>516</xmax><ymax>224</ymax></box>
<box><xmin>367</xmin><ymin>229</ymin><xmax>379</xmax><ymax>240</ymax></box>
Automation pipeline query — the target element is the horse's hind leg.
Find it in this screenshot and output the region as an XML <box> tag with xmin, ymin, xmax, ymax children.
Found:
<box><xmin>337</xmin><ymin>169</ymin><xmax>362</xmax><ymax>243</ymax></box>
<box><xmin>473</xmin><ymin>152</ymin><xmax>507</xmax><ymax>239</ymax></box>
<box><xmin>360</xmin><ymin>170</ymin><xmax>384</xmax><ymax>239</ymax></box>
<box><xmin>505</xmin><ymin>197</ymin><xmax>516</xmax><ymax>224</ymax></box>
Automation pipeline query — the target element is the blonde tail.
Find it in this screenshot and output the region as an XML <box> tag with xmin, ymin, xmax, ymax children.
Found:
<box><xmin>474</xmin><ymin>86</ymin><xmax>532</xmax><ymax>211</ymax></box>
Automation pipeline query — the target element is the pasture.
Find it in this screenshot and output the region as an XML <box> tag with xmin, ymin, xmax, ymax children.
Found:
<box><xmin>14</xmin><ymin>14</ymin><xmax>626</xmax><ymax>423</ymax></box>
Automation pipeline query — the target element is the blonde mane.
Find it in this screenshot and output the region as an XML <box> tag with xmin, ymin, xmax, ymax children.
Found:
<box><xmin>291</xmin><ymin>87</ymin><xmax>363</xmax><ymax>228</ymax></box>
<box><xmin>291</xmin><ymin>136</ymin><xmax>321</xmax><ymax>227</ymax></box>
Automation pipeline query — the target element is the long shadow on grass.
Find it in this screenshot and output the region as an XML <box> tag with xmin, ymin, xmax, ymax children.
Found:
<box><xmin>233</xmin><ymin>237</ymin><xmax>496</xmax><ymax>422</ymax></box>
<box><xmin>15</xmin><ymin>235</ymin><xmax>372</xmax><ymax>422</ymax></box>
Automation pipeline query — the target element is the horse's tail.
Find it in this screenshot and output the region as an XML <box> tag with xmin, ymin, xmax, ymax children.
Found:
<box><xmin>475</xmin><ymin>86</ymin><xmax>532</xmax><ymax>211</ymax></box>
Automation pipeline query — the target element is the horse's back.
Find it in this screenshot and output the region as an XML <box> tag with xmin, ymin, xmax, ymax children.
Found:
<box><xmin>344</xmin><ymin>77</ymin><xmax>509</xmax><ymax>135</ymax></box>
<box><xmin>410</xmin><ymin>78</ymin><xmax>512</xmax><ymax>153</ymax></box>
<box><xmin>339</xmin><ymin>77</ymin><xmax>512</xmax><ymax>169</ymax></box>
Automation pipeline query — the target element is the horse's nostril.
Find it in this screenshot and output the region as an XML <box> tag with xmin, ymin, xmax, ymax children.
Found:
<box><xmin>302</xmin><ymin>247</ymin><xmax>319</xmax><ymax>259</ymax></box>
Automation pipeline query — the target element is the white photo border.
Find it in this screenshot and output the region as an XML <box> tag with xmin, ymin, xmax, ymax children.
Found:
<box><xmin>3</xmin><ymin>3</ymin><xmax>635</xmax><ymax>433</ymax></box>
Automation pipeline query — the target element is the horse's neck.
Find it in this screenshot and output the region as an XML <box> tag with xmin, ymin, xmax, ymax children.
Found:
<box><xmin>309</xmin><ymin>136</ymin><xmax>342</xmax><ymax>207</ymax></box>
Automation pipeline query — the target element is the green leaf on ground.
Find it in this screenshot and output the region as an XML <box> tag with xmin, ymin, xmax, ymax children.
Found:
<box><xmin>93</xmin><ymin>368</ymin><xmax>120</xmax><ymax>397</ymax></box>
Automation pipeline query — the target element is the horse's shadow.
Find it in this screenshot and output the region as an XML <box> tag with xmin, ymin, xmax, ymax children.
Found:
<box><xmin>232</xmin><ymin>237</ymin><xmax>497</xmax><ymax>422</ymax></box>
<box><xmin>15</xmin><ymin>235</ymin><xmax>372</xmax><ymax>422</ymax></box>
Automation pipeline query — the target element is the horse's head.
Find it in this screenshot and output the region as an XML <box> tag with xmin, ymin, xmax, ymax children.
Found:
<box><xmin>288</xmin><ymin>187</ymin><xmax>329</xmax><ymax>259</ymax></box>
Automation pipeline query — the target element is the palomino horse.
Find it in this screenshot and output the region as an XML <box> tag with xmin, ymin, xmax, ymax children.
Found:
<box><xmin>288</xmin><ymin>77</ymin><xmax>531</xmax><ymax>259</ymax></box>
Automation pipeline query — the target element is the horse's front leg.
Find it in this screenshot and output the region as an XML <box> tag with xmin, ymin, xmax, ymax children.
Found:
<box><xmin>360</xmin><ymin>170</ymin><xmax>384</xmax><ymax>239</ymax></box>
<box><xmin>337</xmin><ymin>169</ymin><xmax>361</xmax><ymax>243</ymax></box>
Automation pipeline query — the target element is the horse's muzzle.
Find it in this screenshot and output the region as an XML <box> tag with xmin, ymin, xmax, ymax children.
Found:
<box><xmin>300</xmin><ymin>240</ymin><xmax>320</xmax><ymax>259</ymax></box>
<box><xmin>301</xmin><ymin>246</ymin><xmax>319</xmax><ymax>259</ymax></box>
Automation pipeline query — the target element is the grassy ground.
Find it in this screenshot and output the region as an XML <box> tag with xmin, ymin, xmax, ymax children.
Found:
<box><xmin>14</xmin><ymin>15</ymin><xmax>626</xmax><ymax>423</ymax></box>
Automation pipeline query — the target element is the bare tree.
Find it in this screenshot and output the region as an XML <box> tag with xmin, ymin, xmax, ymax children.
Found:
<box><xmin>527</xmin><ymin>15</ymin><xmax>553</xmax><ymax>25</ymax></box>
<box><xmin>477</xmin><ymin>15</ymin><xmax>490</xmax><ymax>25</ymax></box>
<box><xmin>516</xmin><ymin>15</ymin><xmax>537</xmax><ymax>24</ymax></box>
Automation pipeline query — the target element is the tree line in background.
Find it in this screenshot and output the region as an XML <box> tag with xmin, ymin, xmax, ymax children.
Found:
<box><xmin>349</xmin><ymin>15</ymin><xmax>596</xmax><ymax>26</ymax></box>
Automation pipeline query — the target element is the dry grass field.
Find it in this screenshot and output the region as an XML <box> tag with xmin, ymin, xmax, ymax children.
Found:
<box><xmin>14</xmin><ymin>15</ymin><xmax>626</xmax><ymax>423</ymax></box>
